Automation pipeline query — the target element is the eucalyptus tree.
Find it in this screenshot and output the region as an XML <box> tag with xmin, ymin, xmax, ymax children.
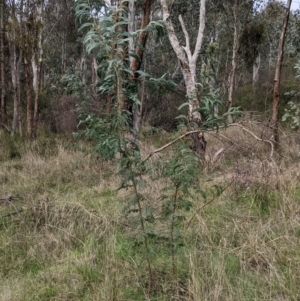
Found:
<box><xmin>74</xmin><ymin>2</ymin><xmax>241</xmax><ymax>296</ymax></box>
<box><xmin>75</xmin><ymin>0</ymin><xmax>159</xmax><ymax>138</ymax></box>
<box><xmin>6</xmin><ymin>0</ymin><xmax>23</xmax><ymax>133</ymax></box>
<box><xmin>213</xmin><ymin>0</ymin><xmax>265</xmax><ymax>117</ymax></box>
<box><xmin>5</xmin><ymin>0</ymin><xmax>46</xmax><ymax>138</ymax></box>
<box><xmin>271</xmin><ymin>0</ymin><xmax>292</xmax><ymax>145</ymax></box>
<box><xmin>160</xmin><ymin>0</ymin><xmax>207</xmax><ymax>155</ymax></box>
<box><xmin>43</xmin><ymin>0</ymin><xmax>77</xmax><ymax>77</ymax></box>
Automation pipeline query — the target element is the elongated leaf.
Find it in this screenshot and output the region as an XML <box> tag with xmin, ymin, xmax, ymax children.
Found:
<box><xmin>178</xmin><ymin>102</ymin><xmax>189</xmax><ymax>111</ymax></box>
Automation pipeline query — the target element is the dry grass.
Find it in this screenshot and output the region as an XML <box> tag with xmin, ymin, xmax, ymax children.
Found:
<box><xmin>0</xmin><ymin>125</ymin><xmax>299</xmax><ymax>301</ymax></box>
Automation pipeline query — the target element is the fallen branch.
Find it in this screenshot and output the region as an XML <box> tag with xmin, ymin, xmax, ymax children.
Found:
<box><xmin>142</xmin><ymin>130</ymin><xmax>203</xmax><ymax>162</ymax></box>
<box><xmin>229</xmin><ymin>123</ymin><xmax>274</xmax><ymax>158</ymax></box>
<box><xmin>143</xmin><ymin>122</ymin><xmax>274</xmax><ymax>162</ymax></box>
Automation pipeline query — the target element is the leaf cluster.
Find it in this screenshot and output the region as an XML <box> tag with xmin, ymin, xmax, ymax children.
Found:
<box><xmin>177</xmin><ymin>90</ymin><xmax>242</xmax><ymax>130</ymax></box>
<box><xmin>239</xmin><ymin>22</ymin><xmax>265</xmax><ymax>68</ymax></box>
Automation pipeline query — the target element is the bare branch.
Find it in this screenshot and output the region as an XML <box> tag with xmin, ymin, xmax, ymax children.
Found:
<box><xmin>160</xmin><ymin>0</ymin><xmax>188</xmax><ymax>66</ymax></box>
<box><xmin>142</xmin><ymin>130</ymin><xmax>202</xmax><ymax>162</ymax></box>
<box><xmin>230</xmin><ymin>123</ymin><xmax>274</xmax><ymax>158</ymax></box>
<box><xmin>0</xmin><ymin>123</ymin><xmax>11</xmax><ymax>132</ymax></box>
<box><xmin>178</xmin><ymin>14</ymin><xmax>192</xmax><ymax>62</ymax></box>
<box><xmin>191</xmin><ymin>0</ymin><xmax>206</xmax><ymax>65</ymax></box>
<box><xmin>142</xmin><ymin>122</ymin><xmax>274</xmax><ymax>163</ymax></box>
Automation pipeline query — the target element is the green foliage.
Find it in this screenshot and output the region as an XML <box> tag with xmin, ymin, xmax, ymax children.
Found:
<box><xmin>282</xmin><ymin>101</ymin><xmax>300</xmax><ymax>129</ymax></box>
<box><xmin>282</xmin><ymin>61</ymin><xmax>300</xmax><ymax>129</ymax></box>
<box><xmin>0</xmin><ymin>132</ymin><xmax>21</xmax><ymax>160</ymax></box>
<box><xmin>73</xmin><ymin>0</ymin><xmax>242</xmax><ymax>295</ymax></box>
<box><xmin>76</xmin><ymin>112</ymin><xmax>130</xmax><ymax>160</ymax></box>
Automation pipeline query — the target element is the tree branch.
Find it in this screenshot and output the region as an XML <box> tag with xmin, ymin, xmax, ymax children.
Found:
<box><xmin>0</xmin><ymin>123</ymin><xmax>11</xmax><ymax>132</ymax></box>
<box><xmin>230</xmin><ymin>123</ymin><xmax>274</xmax><ymax>158</ymax></box>
<box><xmin>142</xmin><ymin>130</ymin><xmax>202</xmax><ymax>162</ymax></box>
<box><xmin>160</xmin><ymin>0</ymin><xmax>188</xmax><ymax>66</ymax></box>
<box><xmin>178</xmin><ymin>14</ymin><xmax>192</xmax><ymax>62</ymax></box>
<box><xmin>191</xmin><ymin>0</ymin><xmax>206</xmax><ymax>65</ymax></box>
<box><xmin>142</xmin><ymin>122</ymin><xmax>274</xmax><ymax>163</ymax></box>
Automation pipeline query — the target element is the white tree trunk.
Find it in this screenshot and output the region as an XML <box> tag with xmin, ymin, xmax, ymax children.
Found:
<box><xmin>31</xmin><ymin>1</ymin><xmax>44</xmax><ymax>138</ymax></box>
<box><xmin>252</xmin><ymin>53</ymin><xmax>261</xmax><ymax>86</ymax></box>
<box><xmin>271</xmin><ymin>0</ymin><xmax>292</xmax><ymax>145</ymax></box>
<box><xmin>160</xmin><ymin>0</ymin><xmax>206</xmax><ymax>125</ymax></box>
<box><xmin>8</xmin><ymin>33</ymin><xmax>20</xmax><ymax>132</ymax></box>
<box><xmin>160</xmin><ymin>0</ymin><xmax>207</xmax><ymax>155</ymax></box>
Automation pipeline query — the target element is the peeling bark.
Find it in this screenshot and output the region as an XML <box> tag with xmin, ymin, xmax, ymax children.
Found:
<box><xmin>226</xmin><ymin>1</ymin><xmax>238</xmax><ymax>121</ymax></box>
<box><xmin>8</xmin><ymin>29</ymin><xmax>20</xmax><ymax>133</ymax></box>
<box><xmin>252</xmin><ymin>53</ymin><xmax>261</xmax><ymax>86</ymax></box>
<box><xmin>160</xmin><ymin>0</ymin><xmax>207</xmax><ymax>155</ymax></box>
<box><xmin>31</xmin><ymin>1</ymin><xmax>44</xmax><ymax>138</ymax></box>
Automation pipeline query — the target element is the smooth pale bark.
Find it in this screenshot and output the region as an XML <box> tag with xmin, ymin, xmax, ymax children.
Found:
<box><xmin>226</xmin><ymin>0</ymin><xmax>238</xmax><ymax>121</ymax></box>
<box><xmin>25</xmin><ymin>59</ymin><xmax>33</xmax><ymax>137</ymax></box>
<box><xmin>31</xmin><ymin>1</ymin><xmax>44</xmax><ymax>138</ymax></box>
<box><xmin>161</xmin><ymin>0</ymin><xmax>206</xmax><ymax>123</ymax></box>
<box><xmin>61</xmin><ymin>31</ymin><xmax>66</xmax><ymax>74</ymax></box>
<box><xmin>128</xmin><ymin>0</ymin><xmax>135</xmax><ymax>60</ymax></box>
<box><xmin>252</xmin><ymin>53</ymin><xmax>261</xmax><ymax>86</ymax></box>
<box><xmin>271</xmin><ymin>0</ymin><xmax>292</xmax><ymax>145</ymax></box>
<box><xmin>8</xmin><ymin>30</ymin><xmax>20</xmax><ymax>133</ymax></box>
<box><xmin>92</xmin><ymin>56</ymin><xmax>98</xmax><ymax>85</ymax></box>
<box><xmin>7</xmin><ymin>0</ymin><xmax>18</xmax><ymax>132</ymax></box>
<box><xmin>160</xmin><ymin>0</ymin><xmax>207</xmax><ymax>155</ymax></box>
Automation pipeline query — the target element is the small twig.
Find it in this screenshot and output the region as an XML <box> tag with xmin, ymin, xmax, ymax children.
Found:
<box><xmin>211</xmin><ymin>147</ymin><xmax>225</xmax><ymax>164</ymax></box>
<box><xmin>186</xmin><ymin>180</ymin><xmax>234</xmax><ymax>230</ymax></box>
<box><xmin>230</xmin><ymin>123</ymin><xmax>274</xmax><ymax>158</ymax></box>
<box><xmin>0</xmin><ymin>123</ymin><xmax>11</xmax><ymax>132</ymax></box>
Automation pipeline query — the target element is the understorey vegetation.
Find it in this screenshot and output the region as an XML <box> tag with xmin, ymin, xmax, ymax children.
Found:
<box><xmin>1</xmin><ymin>0</ymin><xmax>300</xmax><ymax>300</ymax></box>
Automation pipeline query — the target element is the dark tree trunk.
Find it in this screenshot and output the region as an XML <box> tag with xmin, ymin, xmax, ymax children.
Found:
<box><xmin>270</xmin><ymin>0</ymin><xmax>292</xmax><ymax>145</ymax></box>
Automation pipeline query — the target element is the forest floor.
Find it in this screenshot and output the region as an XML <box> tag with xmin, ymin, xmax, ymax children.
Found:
<box><xmin>0</xmin><ymin>125</ymin><xmax>300</xmax><ymax>301</ymax></box>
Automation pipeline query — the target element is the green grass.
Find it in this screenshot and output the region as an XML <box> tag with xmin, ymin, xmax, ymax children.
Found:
<box><xmin>0</xmin><ymin>130</ymin><xmax>300</xmax><ymax>300</ymax></box>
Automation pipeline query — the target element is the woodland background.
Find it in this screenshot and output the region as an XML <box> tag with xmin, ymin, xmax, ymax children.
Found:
<box><xmin>0</xmin><ymin>1</ymin><xmax>300</xmax><ymax>301</ymax></box>
<box><xmin>0</xmin><ymin>0</ymin><xmax>300</xmax><ymax>136</ymax></box>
